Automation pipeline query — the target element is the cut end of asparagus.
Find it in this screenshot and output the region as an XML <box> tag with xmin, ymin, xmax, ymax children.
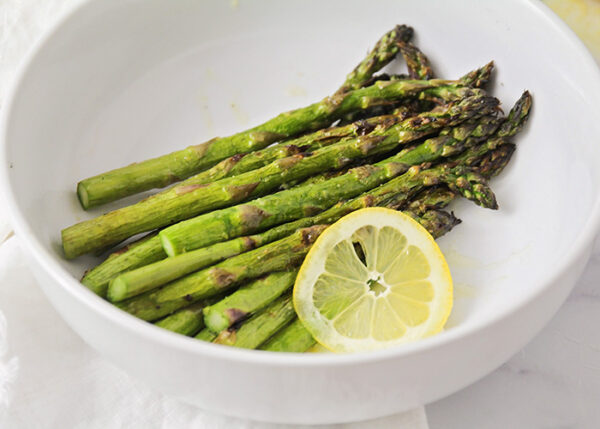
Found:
<box><xmin>203</xmin><ymin>307</ymin><xmax>233</xmax><ymax>333</ymax></box>
<box><xmin>160</xmin><ymin>232</ymin><xmax>179</xmax><ymax>257</ymax></box>
<box><xmin>77</xmin><ymin>182</ymin><xmax>91</xmax><ymax>210</ymax></box>
<box><xmin>61</xmin><ymin>230</ymin><xmax>77</xmax><ymax>260</ymax></box>
<box><xmin>107</xmin><ymin>276</ymin><xmax>129</xmax><ymax>302</ymax></box>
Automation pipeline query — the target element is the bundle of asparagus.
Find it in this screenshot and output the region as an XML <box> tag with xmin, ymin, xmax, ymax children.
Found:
<box><xmin>62</xmin><ymin>25</ymin><xmax>532</xmax><ymax>353</ymax></box>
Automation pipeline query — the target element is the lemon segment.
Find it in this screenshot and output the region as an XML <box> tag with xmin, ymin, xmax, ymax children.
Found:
<box><xmin>293</xmin><ymin>207</ymin><xmax>453</xmax><ymax>353</ymax></box>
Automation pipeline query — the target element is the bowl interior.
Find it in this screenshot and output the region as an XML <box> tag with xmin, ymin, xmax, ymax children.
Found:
<box><xmin>4</xmin><ymin>0</ymin><xmax>600</xmax><ymax>341</ymax></box>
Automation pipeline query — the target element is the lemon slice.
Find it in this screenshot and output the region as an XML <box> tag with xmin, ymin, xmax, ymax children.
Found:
<box><xmin>293</xmin><ymin>207</ymin><xmax>453</xmax><ymax>352</ymax></box>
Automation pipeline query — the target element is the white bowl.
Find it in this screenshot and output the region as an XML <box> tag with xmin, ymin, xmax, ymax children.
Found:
<box><xmin>2</xmin><ymin>0</ymin><xmax>600</xmax><ymax>424</ymax></box>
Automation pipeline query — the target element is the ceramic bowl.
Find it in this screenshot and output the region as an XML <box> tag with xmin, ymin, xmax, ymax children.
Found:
<box><xmin>2</xmin><ymin>0</ymin><xmax>600</xmax><ymax>424</ymax></box>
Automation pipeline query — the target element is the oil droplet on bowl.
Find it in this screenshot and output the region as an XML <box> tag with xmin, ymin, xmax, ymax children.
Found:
<box><xmin>230</xmin><ymin>102</ymin><xmax>249</xmax><ymax>126</ymax></box>
<box><xmin>453</xmin><ymin>283</ymin><xmax>479</xmax><ymax>299</ymax></box>
<box><xmin>285</xmin><ymin>85</ymin><xmax>307</xmax><ymax>97</ymax></box>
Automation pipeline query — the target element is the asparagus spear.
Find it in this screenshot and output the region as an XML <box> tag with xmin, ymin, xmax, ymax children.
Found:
<box><xmin>81</xmin><ymin>234</ymin><xmax>165</xmax><ymax>296</ymax></box>
<box><xmin>158</xmin><ymin>98</ymin><xmax>499</xmax><ymax>257</ymax></box>
<box><xmin>260</xmin><ymin>319</ymin><xmax>317</xmax><ymax>353</ymax></box>
<box><xmin>63</xmin><ymin>92</ymin><xmax>493</xmax><ymax>259</ymax></box>
<box><xmin>108</xmin><ymin>114</ymin><xmax>500</xmax><ymax>300</ymax></box>
<box><xmin>203</xmin><ymin>271</ymin><xmax>297</xmax><ymax>332</ymax></box>
<box><xmin>195</xmin><ymin>328</ymin><xmax>218</xmax><ymax>342</ymax></box>
<box><xmin>155</xmin><ymin>301</ymin><xmax>210</xmax><ymax>336</ymax></box>
<box><xmin>117</xmin><ymin>225</ymin><xmax>327</xmax><ymax>321</ymax></box>
<box><xmin>213</xmin><ymin>293</ymin><xmax>296</xmax><ymax>349</ymax></box>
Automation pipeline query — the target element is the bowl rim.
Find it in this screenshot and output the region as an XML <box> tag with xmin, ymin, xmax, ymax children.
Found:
<box><xmin>2</xmin><ymin>0</ymin><xmax>600</xmax><ymax>368</ymax></box>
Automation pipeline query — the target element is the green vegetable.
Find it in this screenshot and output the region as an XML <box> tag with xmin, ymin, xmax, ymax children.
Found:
<box><xmin>155</xmin><ymin>301</ymin><xmax>211</xmax><ymax>336</ymax></box>
<box><xmin>260</xmin><ymin>319</ymin><xmax>317</xmax><ymax>353</ymax></box>
<box><xmin>203</xmin><ymin>271</ymin><xmax>297</xmax><ymax>332</ymax></box>
<box><xmin>195</xmin><ymin>328</ymin><xmax>218</xmax><ymax>342</ymax></box>
<box><xmin>213</xmin><ymin>293</ymin><xmax>296</xmax><ymax>349</ymax></box>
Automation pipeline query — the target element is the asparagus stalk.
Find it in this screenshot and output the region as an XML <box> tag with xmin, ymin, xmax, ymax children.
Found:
<box><xmin>195</xmin><ymin>328</ymin><xmax>218</xmax><ymax>342</ymax></box>
<box><xmin>63</xmin><ymin>92</ymin><xmax>493</xmax><ymax>259</ymax></box>
<box><xmin>203</xmin><ymin>271</ymin><xmax>297</xmax><ymax>332</ymax></box>
<box><xmin>260</xmin><ymin>319</ymin><xmax>317</xmax><ymax>353</ymax></box>
<box><xmin>158</xmin><ymin>98</ymin><xmax>499</xmax><ymax>257</ymax></box>
<box><xmin>155</xmin><ymin>301</ymin><xmax>210</xmax><ymax>336</ymax></box>
<box><xmin>402</xmin><ymin>186</ymin><xmax>457</xmax><ymax>214</ymax></box>
<box><xmin>81</xmin><ymin>234</ymin><xmax>165</xmax><ymax>296</ymax></box>
<box><xmin>116</xmin><ymin>225</ymin><xmax>327</xmax><ymax>321</ymax></box>
<box><xmin>213</xmin><ymin>293</ymin><xmax>296</xmax><ymax>349</ymax></box>
<box><xmin>474</xmin><ymin>143</ymin><xmax>517</xmax><ymax>178</ymax></box>
<box><xmin>360</xmin><ymin>60</ymin><xmax>491</xmax><ymax>92</ymax></box>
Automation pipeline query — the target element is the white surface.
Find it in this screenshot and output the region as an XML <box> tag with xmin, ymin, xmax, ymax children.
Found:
<box><xmin>1</xmin><ymin>0</ymin><xmax>600</xmax><ymax>426</ymax></box>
